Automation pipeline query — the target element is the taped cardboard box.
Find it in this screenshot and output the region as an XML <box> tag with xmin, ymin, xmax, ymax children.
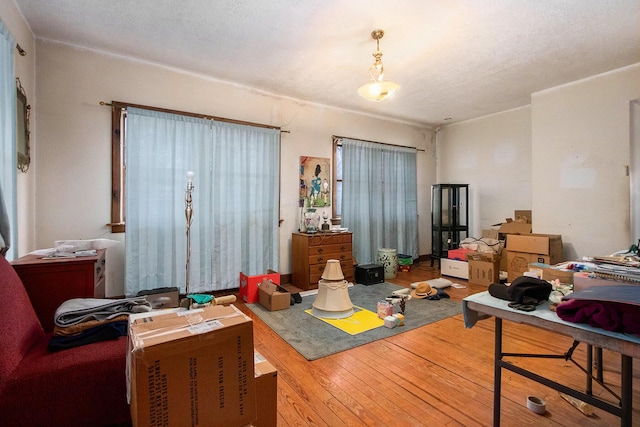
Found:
<box><xmin>506</xmin><ymin>234</ymin><xmax>563</xmax><ymax>282</ymax></box>
<box><xmin>253</xmin><ymin>352</ymin><xmax>277</xmax><ymax>427</ymax></box>
<box><xmin>127</xmin><ymin>305</ymin><xmax>256</xmax><ymax>427</ymax></box>
<box><xmin>528</xmin><ymin>262</ymin><xmax>574</xmax><ymax>284</ymax></box>
<box><xmin>466</xmin><ymin>252</ymin><xmax>500</xmax><ymax>286</ymax></box>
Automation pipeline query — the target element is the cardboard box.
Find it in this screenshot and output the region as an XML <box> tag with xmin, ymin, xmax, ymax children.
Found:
<box><xmin>440</xmin><ymin>258</ymin><xmax>469</xmax><ymax>279</ymax></box>
<box><xmin>528</xmin><ymin>262</ymin><xmax>574</xmax><ymax>284</ymax></box>
<box><xmin>466</xmin><ymin>252</ymin><xmax>500</xmax><ymax>286</ymax></box>
<box><xmin>514</xmin><ymin>210</ymin><xmax>532</xmax><ymax>224</ymax></box>
<box><xmin>127</xmin><ymin>305</ymin><xmax>256</xmax><ymax>427</ymax></box>
<box><xmin>240</xmin><ymin>270</ymin><xmax>280</xmax><ymax>303</ymax></box>
<box><xmin>506</xmin><ymin>234</ymin><xmax>563</xmax><ymax>281</ymax></box>
<box><xmin>447</xmin><ymin>248</ymin><xmax>475</xmax><ymax>261</ymax></box>
<box><xmin>486</xmin><ymin>210</ymin><xmax>533</xmax><ymax>240</ymax></box>
<box><xmin>253</xmin><ymin>352</ymin><xmax>277</xmax><ymax>427</ymax></box>
<box><xmin>258</xmin><ymin>279</ymin><xmax>290</xmax><ymax>311</ymax></box>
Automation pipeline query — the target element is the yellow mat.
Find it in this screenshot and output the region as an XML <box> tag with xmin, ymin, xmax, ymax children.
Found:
<box><xmin>305</xmin><ymin>306</ymin><xmax>384</xmax><ymax>335</ymax></box>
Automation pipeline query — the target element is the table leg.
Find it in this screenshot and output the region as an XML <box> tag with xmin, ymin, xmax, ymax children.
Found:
<box><xmin>621</xmin><ymin>355</ymin><xmax>632</xmax><ymax>427</ymax></box>
<box><xmin>596</xmin><ymin>347</ymin><xmax>603</xmax><ymax>382</ymax></box>
<box><xmin>494</xmin><ymin>318</ymin><xmax>503</xmax><ymax>427</ymax></box>
<box><xmin>586</xmin><ymin>344</ymin><xmax>593</xmax><ymax>395</ymax></box>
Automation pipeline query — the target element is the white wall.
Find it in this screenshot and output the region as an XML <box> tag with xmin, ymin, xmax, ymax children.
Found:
<box><xmin>33</xmin><ymin>40</ymin><xmax>434</xmax><ymax>296</ymax></box>
<box><xmin>435</xmin><ymin>106</ymin><xmax>532</xmax><ymax>234</ymax></box>
<box><xmin>0</xmin><ymin>0</ymin><xmax>36</xmax><ymax>257</ymax></box>
<box><xmin>531</xmin><ymin>64</ymin><xmax>640</xmax><ymax>259</ymax></box>
<box><xmin>437</xmin><ymin>64</ymin><xmax>640</xmax><ymax>261</ymax></box>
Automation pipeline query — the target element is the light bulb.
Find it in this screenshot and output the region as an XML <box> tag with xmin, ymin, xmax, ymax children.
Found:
<box><xmin>186</xmin><ymin>171</ymin><xmax>195</xmax><ymax>184</ymax></box>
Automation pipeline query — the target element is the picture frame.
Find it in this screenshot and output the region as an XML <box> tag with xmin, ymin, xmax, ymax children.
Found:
<box><xmin>299</xmin><ymin>156</ymin><xmax>330</xmax><ymax>207</ymax></box>
<box><xmin>16</xmin><ymin>77</ymin><xmax>30</xmax><ymax>172</ymax></box>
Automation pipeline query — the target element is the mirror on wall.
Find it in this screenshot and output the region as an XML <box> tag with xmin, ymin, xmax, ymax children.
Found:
<box><xmin>16</xmin><ymin>77</ymin><xmax>30</xmax><ymax>172</ymax></box>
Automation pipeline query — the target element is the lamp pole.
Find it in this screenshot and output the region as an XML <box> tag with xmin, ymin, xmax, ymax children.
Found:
<box><xmin>185</xmin><ymin>171</ymin><xmax>195</xmax><ymax>295</ymax></box>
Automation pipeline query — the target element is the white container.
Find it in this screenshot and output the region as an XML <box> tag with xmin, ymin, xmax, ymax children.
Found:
<box><xmin>377</xmin><ymin>248</ymin><xmax>398</xmax><ymax>279</ymax></box>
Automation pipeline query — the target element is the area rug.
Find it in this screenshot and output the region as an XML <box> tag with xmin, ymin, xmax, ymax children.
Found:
<box><xmin>246</xmin><ymin>282</ymin><xmax>462</xmax><ymax>360</ymax></box>
<box><xmin>305</xmin><ymin>305</ymin><xmax>383</xmax><ymax>335</ymax></box>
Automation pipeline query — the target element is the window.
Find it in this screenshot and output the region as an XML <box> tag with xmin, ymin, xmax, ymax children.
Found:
<box><xmin>332</xmin><ymin>138</ymin><xmax>343</xmax><ymax>223</ymax></box>
<box><xmin>108</xmin><ymin>102</ymin><xmax>281</xmax><ymax>293</ymax></box>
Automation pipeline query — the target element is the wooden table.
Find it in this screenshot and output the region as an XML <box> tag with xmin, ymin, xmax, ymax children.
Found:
<box><xmin>463</xmin><ymin>291</ymin><xmax>640</xmax><ymax>427</ymax></box>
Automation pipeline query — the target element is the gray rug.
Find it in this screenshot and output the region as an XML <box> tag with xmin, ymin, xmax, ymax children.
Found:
<box><xmin>246</xmin><ymin>282</ymin><xmax>462</xmax><ymax>360</ymax></box>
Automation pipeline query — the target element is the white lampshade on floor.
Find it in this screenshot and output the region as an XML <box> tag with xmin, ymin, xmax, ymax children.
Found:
<box><xmin>312</xmin><ymin>260</ymin><xmax>354</xmax><ymax>319</ymax></box>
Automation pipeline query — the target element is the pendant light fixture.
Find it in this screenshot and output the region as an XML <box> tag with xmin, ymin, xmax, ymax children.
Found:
<box><xmin>357</xmin><ymin>29</ymin><xmax>400</xmax><ymax>102</ymax></box>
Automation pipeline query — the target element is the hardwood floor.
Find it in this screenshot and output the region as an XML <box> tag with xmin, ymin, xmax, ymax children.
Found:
<box><xmin>233</xmin><ymin>260</ymin><xmax>640</xmax><ymax>426</ymax></box>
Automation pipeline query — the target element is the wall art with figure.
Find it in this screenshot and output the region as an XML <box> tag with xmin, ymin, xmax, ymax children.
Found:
<box><xmin>299</xmin><ymin>156</ymin><xmax>331</xmax><ymax>208</ymax></box>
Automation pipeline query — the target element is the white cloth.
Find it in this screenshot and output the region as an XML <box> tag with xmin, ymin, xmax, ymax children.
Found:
<box><xmin>54</xmin><ymin>297</ymin><xmax>152</xmax><ymax>327</ymax></box>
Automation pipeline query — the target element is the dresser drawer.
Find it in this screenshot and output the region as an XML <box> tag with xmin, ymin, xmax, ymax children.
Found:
<box><xmin>308</xmin><ymin>249</ymin><xmax>352</xmax><ymax>266</ymax></box>
<box><xmin>308</xmin><ymin>243</ymin><xmax>353</xmax><ymax>257</ymax></box>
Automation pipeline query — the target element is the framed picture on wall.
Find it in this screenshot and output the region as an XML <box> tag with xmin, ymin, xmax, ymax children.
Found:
<box><xmin>299</xmin><ymin>156</ymin><xmax>330</xmax><ymax>207</ymax></box>
<box><xmin>16</xmin><ymin>78</ymin><xmax>30</xmax><ymax>173</ymax></box>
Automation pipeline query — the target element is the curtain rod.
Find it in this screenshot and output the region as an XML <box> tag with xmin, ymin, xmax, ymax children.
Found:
<box><xmin>332</xmin><ymin>135</ymin><xmax>425</xmax><ymax>152</ymax></box>
<box><xmin>99</xmin><ymin>101</ymin><xmax>289</xmax><ymax>133</ymax></box>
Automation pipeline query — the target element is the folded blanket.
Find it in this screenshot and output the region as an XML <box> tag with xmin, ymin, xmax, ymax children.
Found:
<box><xmin>556</xmin><ymin>299</ymin><xmax>640</xmax><ymax>334</ymax></box>
<box><xmin>53</xmin><ymin>314</ymin><xmax>129</xmax><ymax>336</ymax></box>
<box><xmin>48</xmin><ymin>321</ymin><xmax>128</xmax><ymax>351</ymax></box>
<box><xmin>54</xmin><ymin>297</ymin><xmax>152</xmax><ymax>327</ymax></box>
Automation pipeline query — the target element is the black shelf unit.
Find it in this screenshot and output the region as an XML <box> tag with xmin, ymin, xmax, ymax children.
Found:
<box><xmin>431</xmin><ymin>184</ymin><xmax>469</xmax><ymax>265</ymax></box>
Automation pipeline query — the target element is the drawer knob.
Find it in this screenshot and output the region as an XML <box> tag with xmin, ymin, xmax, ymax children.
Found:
<box><xmin>318</xmin><ymin>248</ymin><xmax>324</xmax><ymax>254</ymax></box>
<box><xmin>317</xmin><ymin>257</ymin><xmax>324</xmax><ymax>263</ymax></box>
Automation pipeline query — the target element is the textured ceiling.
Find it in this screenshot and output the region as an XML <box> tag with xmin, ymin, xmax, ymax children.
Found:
<box><xmin>14</xmin><ymin>0</ymin><xmax>640</xmax><ymax>127</ymax></box>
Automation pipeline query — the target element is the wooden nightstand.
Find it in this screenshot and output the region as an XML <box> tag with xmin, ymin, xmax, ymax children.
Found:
<box><xmin>11</xmin><ymin>250</ymin><xmax>106</xmax><ymax>332</ymax></box>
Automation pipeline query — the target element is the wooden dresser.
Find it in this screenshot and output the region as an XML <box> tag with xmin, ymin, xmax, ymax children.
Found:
<box><xmin>291</xmin><ymin>232</ymin><xmax>353</xmax><ymax>290</ymax></box>
<box><xmin>11</xmin><ymin>249</ymin><xmax>106</xmax><ymax>332</ymax></box>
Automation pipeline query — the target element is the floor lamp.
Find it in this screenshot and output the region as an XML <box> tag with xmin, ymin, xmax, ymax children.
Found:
<box><xmin>185</xmin><ymin>171</ymin><xmax>194</xmax><ymax>296</ymax></box>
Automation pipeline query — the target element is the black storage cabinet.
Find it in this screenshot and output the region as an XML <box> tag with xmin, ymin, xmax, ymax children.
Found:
<box><xmin>431</xmin><ymin>184</ymin><xmax>469</xmax><ymax>265</ymax></box>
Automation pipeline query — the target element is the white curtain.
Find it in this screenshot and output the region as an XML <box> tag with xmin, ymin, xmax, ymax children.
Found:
<box><xmin>342</xmin><ymin>138</ymin><xmax>418</xmax><ymax>264</ymax></box>
<box><xmin>0</xmin><ymin>19</ymin><xmax>15</xmax><ymax>260</ymax></box>
<box><xmin>125</xmin><ymin>108</ymin><xmax>280</xmax><ymax>295</ymax></box>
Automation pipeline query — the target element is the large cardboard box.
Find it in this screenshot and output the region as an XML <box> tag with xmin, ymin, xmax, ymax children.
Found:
<box><xmin>253</xmin><ymin>352</ymin><xmax>277</xmax><ymax>427</ymax></box>
<box><xmin>258</xmin><ymin>279</ymin><xmax>290</xmax><ymax>311</ymax></box>
<box><xmin>527</xmin><ymin>262</ymin><xmax>574</xmax><ymax>284</ymax></box>
<box><xmin>440</xmin><ymin>258</ymin><xmax>469</xmax><ymax>279</ymax></box>
<box><xmin>127</xmin><ymin>305</ymin><xmax>256</xmax><ymax>427</ymax></box>
<box><xmin>506</xmin><ymin>234</ymin><xmax>563</xmax><ymax>281</ymax></box>
<box><xmin>240</xmin><ymin>270</ymin><xmax>280</xmax><ymax>303</ymax></box>
<box><xmin>466</xmin><ymin>252</ymin><xmax>500</xmax><ymax>286</ymax></box>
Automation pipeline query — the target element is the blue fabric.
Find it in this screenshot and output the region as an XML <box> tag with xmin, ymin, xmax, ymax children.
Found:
<box><xmin>48</xmin><ymin>321</ymin><xmax>128</xmax><ymax>351</ymax></box>
<box><xmin>341</xmin><ymin>138</ymin><xmax>418</xmax><ymax>264</ymax></box>
<box><xmin>125</xmin><ymin>108</ymin><xmax>280</xmax><ymax>295</ymax></box>
<box><xmin>0</xmin><ymin>18</ymin><xmax>15</xmax><ymax>260</ymax></box>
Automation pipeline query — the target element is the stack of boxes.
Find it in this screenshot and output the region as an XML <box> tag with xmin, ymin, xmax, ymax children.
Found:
<box><xmin>439</xmin><ymin>210</ymin><xmax>568</xmax><ymax>287</ymax></box>
<box><xmin>127</xmin><ymin>304</ymin><xmax>278</xmax><ymax>427</ymax></box>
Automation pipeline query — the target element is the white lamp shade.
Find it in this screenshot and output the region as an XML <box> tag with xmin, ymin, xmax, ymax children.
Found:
<box><xmin>312</xmin><ymin>279</ymin><xmax>354</xmax><ymax>319</ymax></box>
<box><xmin>357</xmin><ymin>80</ymin><xmax>399</xmax><ymax>102</ymax></box>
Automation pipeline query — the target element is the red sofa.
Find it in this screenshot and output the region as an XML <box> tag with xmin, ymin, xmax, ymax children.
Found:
<box><xmin>0</xmin><ymin>255</ymin><xmax>131</xmax><ymax>426</ymax></box>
